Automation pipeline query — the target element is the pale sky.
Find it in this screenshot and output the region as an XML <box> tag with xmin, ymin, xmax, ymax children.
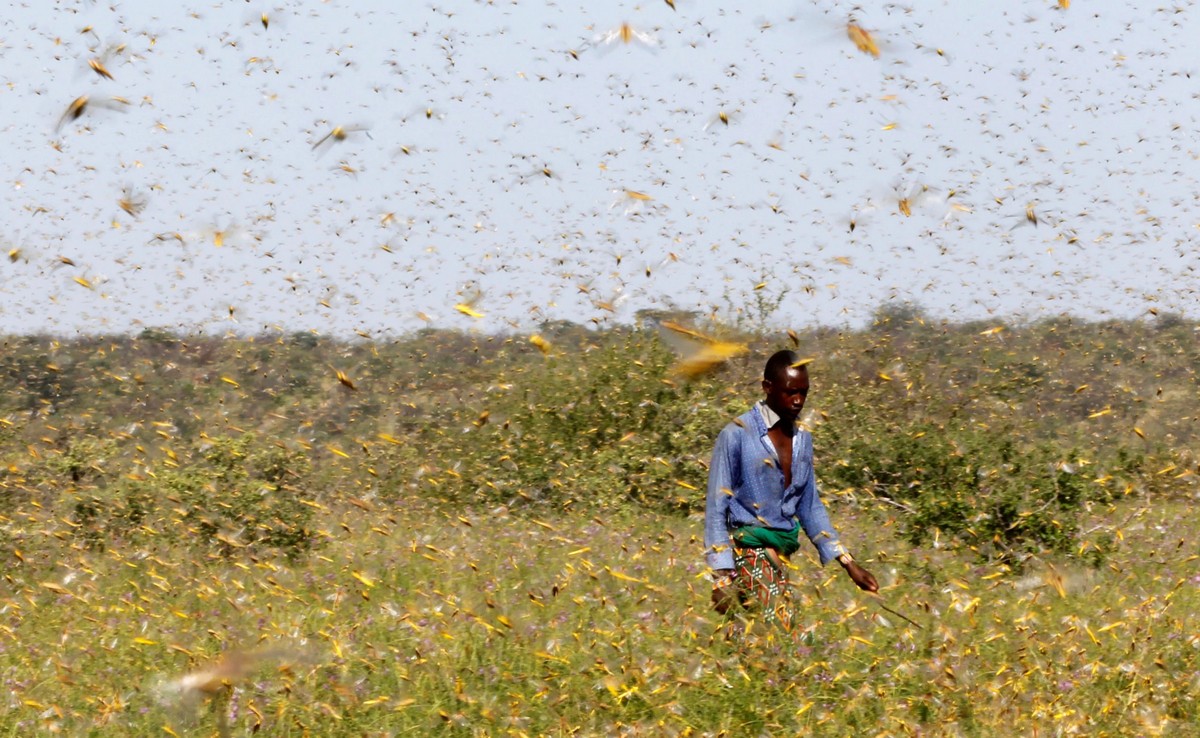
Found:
<box><xmin>2</xmin><ymin>0</ymin><xmax>1197</xmax><ymax>337</ymax></box>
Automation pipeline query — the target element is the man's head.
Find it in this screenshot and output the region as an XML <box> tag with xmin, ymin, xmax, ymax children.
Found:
<box><xmin>762</xmin><ymin>350</ymin><xmax>809</xmax><ymax>424</ymax></box>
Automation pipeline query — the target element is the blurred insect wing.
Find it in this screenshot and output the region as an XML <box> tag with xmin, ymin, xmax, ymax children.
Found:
<box><xmin>336</xmin><ymin>370</ymin><xmax>357</xmax><ymax>391</ymax></box>
<box><xmin>673</xmin><ymin>343</ymin><xmax>747</xmax><ymax>379</ymax></box>
<box><xmin>657</xmin><ymin>321</ymin><xmax>747</xmax><ymax>378</ymax></box>
<box><xmin>529</xmin><ymin>334</ymin><xmax>552</xmax><ymax>354</ymax></box>
<box><xmin>57</xmin><ymin>96</ymin><xmax>89</xmax><ymax>131</ymax></box>
<box><xmin>88</xmin><ymin>58</ymin><xmax>114</xmax><ymax>80</ymax></box>
<box><xmin>846</xmin><ymin>24</ymin><xmax>880</xmax><ymax>57</ymax></box>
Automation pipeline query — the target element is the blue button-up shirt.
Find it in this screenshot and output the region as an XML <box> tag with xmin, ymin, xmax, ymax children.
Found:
<box><xmin>704</xmin><ymin>401</ymin><xmax>846</xmax><ymax>571</ymax></box>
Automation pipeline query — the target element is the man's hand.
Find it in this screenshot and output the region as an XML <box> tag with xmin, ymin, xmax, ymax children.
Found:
<box><xmin>841</xmin><ymin>559</ymin><xmax>878</xmax><ymax>592</ymax></box>
<box><xmin>711</xmin><ymin>570</ymin><xmax>737</xmax><ymax>614</ymax></box>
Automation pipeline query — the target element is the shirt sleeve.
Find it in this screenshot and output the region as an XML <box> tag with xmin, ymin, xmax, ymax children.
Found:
<box><xmin>704</xmin><ymin>424</ymin><xmax>740</xmax><ymax>571</ymax></box>
<box><xmin>795</xmin><ymin>461</ymin><xmax>846</xmax><ymax>566</ymax></box>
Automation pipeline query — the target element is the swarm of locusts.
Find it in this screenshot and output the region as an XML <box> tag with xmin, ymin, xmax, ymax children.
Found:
<box><xmin>4</xmin><ymin>0</ymin><xmax>1199</xmax><ymax>733</ymax></box>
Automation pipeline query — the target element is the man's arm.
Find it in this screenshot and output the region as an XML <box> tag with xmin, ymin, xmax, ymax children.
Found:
<box><xmin>704</xmin><ymin>425</ymin><xmax>740</xmax><ymax>573</ymax></box>
<box><xmin>706</xmin><ymin>425</ymin><xmax>742</xmax><ymax>614</ymax></box>
<box><xmin>796</xmin><ymin>451</ymin><xmax>878</xmax><ymax>591</ymax></box>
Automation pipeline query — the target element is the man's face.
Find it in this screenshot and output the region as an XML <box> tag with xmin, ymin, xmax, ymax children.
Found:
<box><xmin>762</xmin><ymin>367</ymin><xmax>809</xmax><ymax>423</ymax></box>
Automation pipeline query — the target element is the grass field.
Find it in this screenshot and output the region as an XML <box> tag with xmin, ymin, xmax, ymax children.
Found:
<box><xmin>2</xmin><ymin>319</ymin><xmax>1198</xmax><ymax>735</ymax></box>
<box><xmin>4</xmin><ymin>491</ymin><xmax>1197</xmax><ymax>736</ymax></box>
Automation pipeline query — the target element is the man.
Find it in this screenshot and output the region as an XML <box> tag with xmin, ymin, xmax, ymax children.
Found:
<box><xmin>705</xmin><ymin>350</ymin><xmax>877</xmax><ymax>633</ymax></box>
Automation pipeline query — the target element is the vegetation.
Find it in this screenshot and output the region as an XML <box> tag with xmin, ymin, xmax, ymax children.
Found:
<box><xmin>0</xmin><ymin>312</ymin><xmax>1197</xmax><ymax>735</ymax></box>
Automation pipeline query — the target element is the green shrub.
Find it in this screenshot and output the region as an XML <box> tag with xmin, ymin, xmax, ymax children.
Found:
<box><xmin>177</xmin><ymin>435</ymin><xmax>315</xmax><ymax>557</ymax></box>
<box><xmin>46</xmin><ymin>436</ymin><xmax>116</xmax><ymax>484</ymax></box>
<box><xmin>449</xmin><ymin>330</ymin><xmax>735</xmax><ymax>512</ymax></box>
<box><xmin>818</xmin><ymin>410</ymin><xmax>1093</xmax><ymax>559</ymax></box>
<box><xmin>4</xmin><ymin>313</ymin><xmax>1197</xmax><ymax>571</ymax></box>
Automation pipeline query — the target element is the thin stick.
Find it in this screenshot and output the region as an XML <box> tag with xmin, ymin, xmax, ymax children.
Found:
<box><xmin>869</xmin><ymin>594</ymin><xmax>924</xmax><ymax>629</ymax></box>
<box><xmin>756</xmin><ymin>549</ymin><xmax>925</xmax><ymax>630</ymax></box>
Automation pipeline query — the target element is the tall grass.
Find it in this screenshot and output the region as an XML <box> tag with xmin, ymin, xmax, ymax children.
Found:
<box><xmin>3</xmin><ymin>495</ymin><xmax>1197</xmax><ymax>735</ymax></box>
<box><xmin>1</xmin><ymin>317</ymin><xmax>1198</xmax><ymax>735</ymax></box>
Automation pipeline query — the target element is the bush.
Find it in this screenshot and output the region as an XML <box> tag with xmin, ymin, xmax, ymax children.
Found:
<box><xmin>168</xmin><ymin>435</ymin><xmax>317</xmax><ymax>557</ymax></box>
<box><xmin>59</xmin><ymin>478</ymin><xmax>161</xmax><ymax>550</ymax></box>
<box><xmin>416</xmin><ymin>328</ymin><xmax>738</xmax><ymax>513</ymax></box>
<box><xmin>5</xmin><ymin>313</ymin><xmax>1197</xmax><ymax>570</ymax></box>
<box><xmin>46</xmin><ymin>436</ymin><xmax>116</xmax><ymax>484</ymax></box>
<box><xmin>818</xmin><ymin>409</ymin><xmax>1092</xmax><ymax>559</ymax></box>
<box><xmin>51</xmin><ymin>435</ymin><xmax>315</xmax><ymax>558</ymax></box>
<box><xmin>53</xmin><ymin>436</ymin><xmax>317</xmax><ymax>557</ymax></box>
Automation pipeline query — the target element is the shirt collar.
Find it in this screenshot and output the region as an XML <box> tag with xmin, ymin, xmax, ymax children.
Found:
<box><xmin>756</xmin><ymin>400</ymin><xmax>781</xmax><ymax>429</ymax></box>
